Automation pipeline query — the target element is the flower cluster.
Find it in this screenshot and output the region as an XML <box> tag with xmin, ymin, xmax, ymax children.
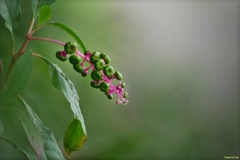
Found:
<box><xmin>56</xmin><ymin>41</ymin><xmax>128</xmax><ymax>105</ymax></box>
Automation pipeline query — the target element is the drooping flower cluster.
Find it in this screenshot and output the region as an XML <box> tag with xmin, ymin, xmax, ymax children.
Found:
<box><xmin>56</xmin><ymin>41</ymin><xmax>128</xmax><ymax>105</ymax></box>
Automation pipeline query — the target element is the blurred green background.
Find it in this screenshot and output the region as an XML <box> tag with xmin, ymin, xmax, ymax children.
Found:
<box><xmin>0</xmin><ymin>1</ymin><xmax>239</xmax><ymax>159</ymax></box>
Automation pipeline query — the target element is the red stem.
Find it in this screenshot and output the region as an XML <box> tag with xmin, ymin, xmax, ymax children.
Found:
<box><xmin>29</xmin><ymin>36</ymin><xmax>65</xmax><ymax>46</ymax></box>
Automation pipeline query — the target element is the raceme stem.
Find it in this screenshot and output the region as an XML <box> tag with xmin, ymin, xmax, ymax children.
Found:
<box><xmin>29</xmin><ymin>36</ymin><xmax>86</xmax><ymax>59</ymax></box>
<box><xmin>29</xmin><ymin>36</ymin><xmax>65</xmax><ymax>46</ymax></box>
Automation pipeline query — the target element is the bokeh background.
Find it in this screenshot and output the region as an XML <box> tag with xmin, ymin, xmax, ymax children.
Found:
<box><xmin>0</xmin><ymin>0</ymin><xmax>239</xmax><ymax>159</ymax></box>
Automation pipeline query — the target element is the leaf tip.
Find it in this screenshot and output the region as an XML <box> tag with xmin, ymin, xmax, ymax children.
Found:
<box><xmin>65</xmin><ymin>148</ymin><xmax>72</xmax><ymax>158</ymax></box>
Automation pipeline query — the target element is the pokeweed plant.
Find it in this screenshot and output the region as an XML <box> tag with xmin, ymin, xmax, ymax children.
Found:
<box><xmin>0</xmin><ymin>0</ymin><xmax>128</xmax><ymax>159</ymax></box>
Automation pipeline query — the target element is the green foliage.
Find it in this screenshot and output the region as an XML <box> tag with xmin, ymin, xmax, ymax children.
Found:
<box><xmin>39</xmin><ymin>56</ymin><xmax>87</xmax><ymax>129</ymax></box>
<box><xmin>31</xmin><ymin>0</ymin><xmax>55</xmax><ymax>19</ymax></box>
<box><xmin>5</xmin><ymin>50</ymin><xmax>32</xmax><ymax>97</ymax></box>
<box><xmin>0</xmin><ymin>0</ymin><xmax>21</xmax><ymax>35</ymax></box>
<box><xmin>0</xmin><ymin>0</ymin><xmax>128</xmax><ymax>158</ymax></box>
<box><xmin>20</xmin><ymin>114</ymin><xmax>44</xmax><ymax>159</ymax></box>
<box><xmin>18</xmin><ymin>96</ymin><xmax>65</xmax><ymax>160</ymax></box>
<box><xmin>37</xmin><ymin>5</ymin><xmax>52</xmax><ymax>26</ymax></box>
<box><xmin>64</xmin><ymin>119</ymin><xmax>87</xmax><ymax>157</ymax></box>
<box><xmin>0</xmin><ymin>136</ymin><xmax>39</xmax><ymax>160</ymax></box>
<box><xmin>38</xmin><ymin>56</ymin><xmax>87</xmax><ymax>155</ymax></box>
<box><xmin>48</xmin><ymin>22</ymin><xmax>87</xmax><ymax>52</ymax></box>
<box><xmin>0</xmin><ymin>0</ymin><xmax>88</xmax><ymax>158</ymax></box>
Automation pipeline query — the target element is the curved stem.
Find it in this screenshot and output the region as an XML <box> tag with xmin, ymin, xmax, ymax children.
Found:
<box><xmin>29</xmin><ymin>36</ymin><xmax>65</xmax><ymax>46</ymax></box>
<box><xmin>29</xmin><ymin>36</ymin><xmax>86</xmax><ymax>58</ymax></box>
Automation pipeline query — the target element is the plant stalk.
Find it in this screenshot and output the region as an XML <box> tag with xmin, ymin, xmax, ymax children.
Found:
<box><xmin>4</xmin><ymin>18</ymin><xmax>35</xmax><ymax>86</ymax></box>
<box><xmin>0</xmin><ymin>58</ymin><xmax>4</xmax><ymax>89</ymax></box>
<box><xmin>11</xmin><ymin>36</ymin><xmax>15</xmax><ymax>57</ymax></box>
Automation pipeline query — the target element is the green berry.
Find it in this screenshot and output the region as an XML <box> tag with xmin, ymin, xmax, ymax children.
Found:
<box><xmin>56</xmin><ymin>51</ymin><xmax>67</xmax><ymax>61</ymax></box>
<box><xmin>69</xmin><ymin>55</ymin><xmax>81</xmax><ymax>65</ymax></box>
<box><xmin>100</xmin><ymin>53</ymin><xmax>111</xmax><ymax>64</ymax></box>
<box><xmin>100</xmin><ymin>82</ymin><xmax>110</xmax><ymax>92</ymax></box>
<box><xmin>90</xmin><ymin>81</ymin><xmax>99</xmax><ymax>88</ymax></box>
<box><xmin>103</xmin><ymin>65</ymin><xmax>114</xmax><ymax>78</ymax></box>
<box><xmin>123</xmin><ymin>92</ymin><xmax>128</xmax><ymax>98</ymax></box>
<box><xmin>91</xmin><ymin>70</ymin><xmax>102</xmax><ymax>81</ymax></box>
<box><xmin>106</xmin><ymin>93</ymin><xmax>113</xmax><ymax>99</ymax></box>
<box><xmin>94</xmin><ymin>59</ymin><xmax>105</xmax><ymax>71</ymax></box>
<box><xmin>81</xmin><ymin>72</ymin><xmax>87</xmax><ymax>77</ymax></box>
<box><xmin>90</xmin><ymin>52</ymin><xmax>100</xmax><ymax>63</ymax></box>
<box><xmin>64</xmin><ymin>42</ymin><xmax>77</xmax><ymax>54</ymax></box>
<box><xmin>115</xmin><ymin>71</ymin><xmax>123</xmax><ymax>80</ymax></box>
<box><xmin>73</xmin><ymin>64</ymin><xmax>84</xmax><ymax>73</ymax></box>
<box><xmin>121</xmin><ymin>82</ymin><xmax>126</xmax><ymax>88</ymax></box>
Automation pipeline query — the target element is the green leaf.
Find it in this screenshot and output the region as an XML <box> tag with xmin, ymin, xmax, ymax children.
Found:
<box><xmin>41</xmin><ymin>126</ymin><xmax>65</xmax><ymax>159</ymax></box>
<box><xmin>18</xmin><ymin>96</ymin><xmax>65</xmax><ymax>160</ymax></box>
<box><xmin>31</xmin><ymin>0</ymin><xmax>55</xmax><ymax>18</ymax></box>
<box><xmin>0</xmin><ymin>135</ymin><xmax>39</xmax><ymax>160</ymax></box>
<box><xmin>5</xmin><ymin>50</ymin><xmax>32</xmax><ymax>97</ymax></box>
<box><xmin>20</xmin><ymin>114</ymin><xmax>44</xmax><ymax>159</ymax></box>
<box><xmin>64</xmin><ymin>119</ymin><xmax>87</xmax><ymax>157</ymax></box>
<box><xmin>37</xmin><ymin>5</ymin><xmax>51</xmax><ymax>26</ymax></box>
<box><xmin>0</xmin><ymin>0</ymin><xmax>21</xmax><ymax>34</ymax></box>
<box><xmin>48</xmin><ymin>22</ymin><xmax>87</xmax><ymax>52</ymax></box>
<box><xmin>39</xmin><ymin>56</ymin><xmax>87</xmax><ymax>133</ymax></box>
<box><xmin>36</xmin><ymin>55</ymin><xmax>87</xmax><ymax>156</ymax></box>
<box><xmin>0</xmin><ymin>120</ymin><xmax>3</xmax><ymax>134</ymax></box>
